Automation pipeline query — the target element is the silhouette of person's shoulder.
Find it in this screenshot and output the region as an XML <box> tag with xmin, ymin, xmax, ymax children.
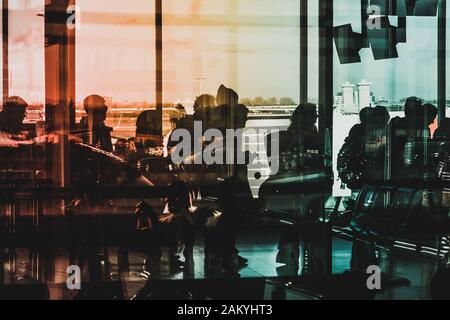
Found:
<box><xmin>388</xmin><ymin>116</ymin><xmax>410</xmax><ymax>139</ymax></box>
<box><xmin>278</xmin><ymin>130</ymin><xmax>294</xmax><ymax>145</ymax></box>
<box><xmin>0</xmin><ymin>112</ymin><xmax>7</xmax><ymax>132</ymax></box>
<box><xmin>266</xmin><ymin>130</ymin><xmax>298</xmax><ymax>155</ymax></box>
<box><xmin>390</xmin><ymin>116</ymin><xmax>406</xmax><ymax>128</ymax></box>
<box><xmin>342</xmin><ymin>123</ymin><xmax>363</xmax><ymax>146</ymax></box>
<box><xmin>434</xmin><ymin>118</ymin><xmax>450</xmax><ymax>141</ymax></box>
<box><xmin>176</xmin><ymin>115</ymin><xmax>195</xmax><ymax>130</ymax></box>
<box><xmin>265</xmin><ymin>130</ymin><xmax>288</xmax><ymax>157</ymax></box>
<box><xmin>76</xmin><ymin>116</ymin><xmax>88</xmax><ymax>130</ymax></box>
<box><xmin>348</xmin><ymin>123</ymin><xmax>362</xmax><ymax>138</ymax></box>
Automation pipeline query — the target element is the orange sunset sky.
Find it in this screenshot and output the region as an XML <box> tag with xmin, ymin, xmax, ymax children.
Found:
<box><xmin>5</xmin><ymin>0</ymin><xmax>301</xmax><ymax>105</ymax></box>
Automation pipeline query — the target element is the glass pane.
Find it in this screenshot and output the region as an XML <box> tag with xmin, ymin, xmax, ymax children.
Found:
<box><xmin>163</xmin><ymin>0</ymin><xmax>300</xmax><ymax>197</ymax></box>
<box><xmin>76</xmin><ymin>0</ymin><xmax>155</xmax><ymax>139</ymax></box>
<box><xmin>8</xmin><ymin>0</ymin><xmax>44</xmax><ymax>109</ymax></box>
<box><xmin>308</xmin><ymin>0</ymin><xmax>319</xmax><ymax>102</ymax></box>
<box><xmin>163</xmin><ymin>0</ymin><xmax>300</xmax><ymax>105</ymax></box>
<box><xmin>333</xmin><ymin>0</ymin><xmax>439</xmax><ymax>196</ymax></box>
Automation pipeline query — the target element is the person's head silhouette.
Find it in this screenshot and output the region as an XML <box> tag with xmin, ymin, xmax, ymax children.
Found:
<box><xmin>422</xmin><ymin>103</ymin><xmax>438</xmax><ymax>127</ymax></box>
<box><xmin>404</xmin><ymin>96</ymin><xmax>422</xmax><ymax>120</ymax></box>
<box><xmin>359</xmin><ymin>107</ymin><xmax>374</xmax><ymax>125</ymax></box>
<box><xmin>373</xmin><ymin>106</ymin><xmax>390</xmax><ymax>128</ymax></box>
<box><xmin>193</xmin><ymin>94</ymin><xmax>216</xmax><ymax>114</ymax></box>
<box><xmin>289</xmin><ymin>103</ymin><xmax>318</xmax><ymax>132</ymax></box>
<box><xmin>83</xmin><ymin>95</ymin><xmax>108</xmax><ymax>126</ymax></box>
<box><xmin>0</xmin><ymin>96</ymin><xmax>28</xmax><ymax>133</ymax></box>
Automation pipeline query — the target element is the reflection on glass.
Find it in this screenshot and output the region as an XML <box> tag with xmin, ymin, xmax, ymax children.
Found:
<box><xmin>333</xmin><ymin>0</ymin><xmax>438</xmax><ymax>196</ymax></box>
<box><xmin>76</xmin><ymin>0</ymin><xmax>156</xmax><ymax>139</ymax></box>
<box><xmin>8</xmin><ymin>0</ymin><xmax>44</xmax><ymax>105</ymax></box>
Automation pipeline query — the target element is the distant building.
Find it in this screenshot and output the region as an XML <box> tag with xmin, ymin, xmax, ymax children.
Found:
<box><xmin>342</xmin><ymin>81</ymin><xmax>357</xmax><ymax>114</ymax></box>
<box><xmin>357</xmin><ymin>80</ymin><xmax>372</xmax><ymax>110</ymax></box>
<box><xmin>337</xmin><ymin>80</ymin><xmax>374</xmax><ymax>114</ymax></box>
<box><xmin>333</xmin><ymin>93</ymin><xmax>343</xmax><ymax>111</ymax></box>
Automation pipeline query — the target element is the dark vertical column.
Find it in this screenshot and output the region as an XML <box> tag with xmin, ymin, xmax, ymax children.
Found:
<box><xmin>155</xmin><ymin>0</ymin><xmax>163</xmax><ymax>128</ymax></box>
<box><xmin>0</xmin><ymin>249</ymin><xmax>3</xmax><ymax>284</ymax></box>
<box><xmin>0</xmin><ymin>0</ymin><xmax>7</xmax><ymax>283</ymax></box>
<box><xmin>438</xmin><ymin>0</ymin><xmax>446</xmax><ymax>121</ymax></box>
<box><xmin>45</xmin><ymin>0</ymin><xmax>76</xmax><ymax>192</ymax></box>
<box><xmin>318</xmin><ymin>0</ymin><xmax>333</xmax><ymax>157</ymax></box>
<box><xmin>318</xmin><ymin>0</ymin><xmax>334</xmax><ymax>277</ymax></box>
<box><xmin>300</xmin><ymin>0</ymin><xmax>308</xmax><ymax>103</ymax></box>
<box><xmin>360</xmin><ymin>0</ymin><xmax>370</xmax><ymax>48</ymax></box>
<box><xmin>2</xmin><ymin>0</ymin><xmax>8</xmax><ymax>104</ymax></box>
<box><xmin>45</xmin><ymin>0</ymin><xmax>76</xmax><ymax>132</ymax></box>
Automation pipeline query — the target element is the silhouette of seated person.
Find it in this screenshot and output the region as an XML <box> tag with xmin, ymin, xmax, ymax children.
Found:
<box><xmin>76</xmin><ymin>95</ymin><xmax>113</xmax><ymax>152</ymax></box>
<box><xmin>434</xmin><ymin>118</ymin><xmax>450</xmax><ymax>140</ymax></box>
<box><xmin>133</xmin><ymin>200</ymin><xmax>164</xmax><ymax>274</ymax></box>
<box><xmin>212</xmin><ymin>85</ymin><xmax>252</xmax><ymax>174</ymax></box>
<box><xmin>388</xmin><ymin>97</ymin><xmax>426</xmax><ymax>181</ymax></box>
<box><xmin>263</xmin><ymin>103</ymin><xmax>322</xmax><ymax>184</ymax></box>
<box><xmin>338</xmin><ymin>106</ymin><xmax>390</xmax><ymax>191</ymax></box>
<box><xmin>409</xmin><ymin>102</ymin><xmax>437</xmax><ymax>179</ymax></box>
<box><xmin>338</xmin><ymin>107</ymin><xmax>374</xmax><ymax>190</ymax></box>
<box><xmin>413</xmin><ymin>103</ymin><xmax>438</xmax><ymax>177</ymax></box>
<box><xmin>171</xmin><ymin>86</ymin><xmax>248</xmax><ymax>134</ymax></box>
<box><xmin>259</xmin><ymin>103</ymin><xmax>331</xmax><ymax>276</ymax></box>
<box><xmin>260</xmin><ymin>103</ymin><xmax>326</xmax><ymax>216</ymax></box>
<box><xmin>168</xmin><ymin>85</ymin><xmax>249</xmax><ymax>150</ymax></box>
<box><xmin>196</xmin><ymin>176</ymin><xmax>252</xmax><ymax>276</ymax></box>
<box><xmin>133</xmin><ymin>181</ymin><xmax>196</xmax><ymax>274</ymax></box>
<box><xmin>433</xmin><ymin>117</ymin><xmax>450</xmax><ymax>147</ymax></box>
<box><xmin>168</xmin><ymin>86</ymin><xmax>254</xmax><ymax>200</ymax></box>
<box><xmin>162</xmin><ymin>180</ymin><xmax>197</xmax><ymax>266</ymax></box>
<box><xmin>0</xmin><ymin>96</ymin><xmax>30</xmax><ymax>139</ymax></box>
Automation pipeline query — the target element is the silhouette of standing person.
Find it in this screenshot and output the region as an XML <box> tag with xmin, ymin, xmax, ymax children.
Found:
<box><xmin>432</xmin><ymin>113</ymin><xmax>450</xmax><ymax>162</ymax></box>
<box><xmin>77</xmin><ymin>95</ymin><xmax>113</xmax><ymax>152</ymax></box>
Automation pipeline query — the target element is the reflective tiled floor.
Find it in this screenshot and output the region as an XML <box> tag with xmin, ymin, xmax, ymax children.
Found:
<box><xmin>0</xmin><ymin>229</ymin><xmax>440</xmax><ymax>299</ymax></box>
